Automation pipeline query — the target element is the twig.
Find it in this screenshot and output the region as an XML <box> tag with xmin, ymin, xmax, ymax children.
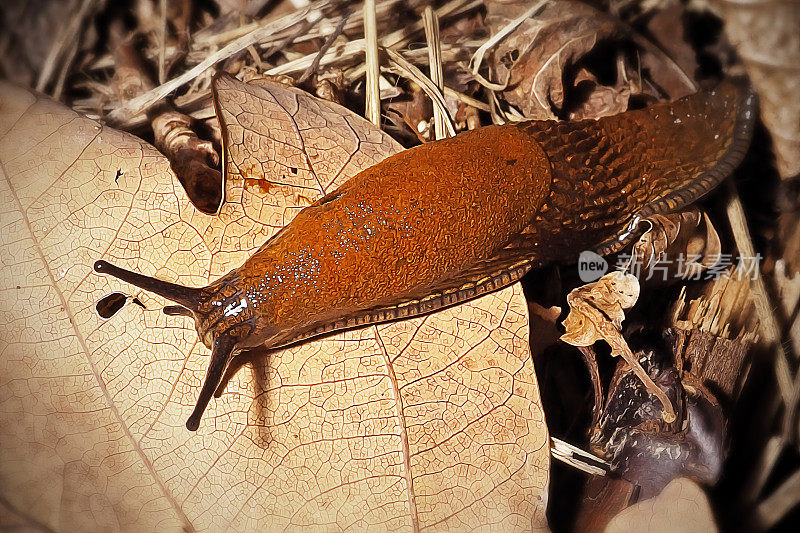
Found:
<box><xmin>363</xmin><ymin>0</ymin><xmax>381</xmax><ymax>126</ymax></box>
<box><xmin>52</xmin><ymin>37</ymin><xmax>80</xmax><ymax>101</ymax></box>
<box><xmin>550</xmin><ymin>437</ymin><xmax>611</xmax><ymax>476</ymax></box>
<box><xmin>725</xmin><ymin>181</ymin><xmax>794</xmax><ymax>405</ymax></box>
<box><xmin>747</xmin><ymin>435</ymin><xmax>784</xmax><ymax>503</ymax></box>
<box><xmin>782</xmin><ymin>368</ymin><xmax>800</xmax><ymax>443</ymax></box>
<box><xmin>614</xmin><ymin>336</ymin><xmax>677</xmax><ymax>423</ymax></box>
<box><xmin>578</xmin><ymin>345</ymin><xmax>604</xmax><ymax>429</ymax></box>
<box><xmin>443</xmin><ymin>86</ymin><xmax>490</xmax><ymax>112</ymax></box>
<box><xmin>297</xmin><ymin>10</ymin><xmax>352</xmax><ymax>84</ymax></box>
<box><xmin>752</xmin><ymin>467</ymin><xmax>800</xmax><ymax>531</ymax></box>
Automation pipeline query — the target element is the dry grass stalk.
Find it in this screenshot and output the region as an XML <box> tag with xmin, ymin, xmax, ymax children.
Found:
<box><xmin>363</xmin><ymin>0</ymin><xmax>381</xmax><ymax>126</ymax></box>
<box><xmin>384</xmin><ymin>48</ymin><xmax>456</xmax><ymax>138</ymax></box>
<box><xmin>725</xmin><ymin>181</ymin><xmax>794</xmax><ymax>405</ymax></box>
<box><xmin>423</xmin><ymin>6</ymin><xmax>448</xmax><ymax>140</ymax></box>
<box><xmin>753</xmin><ymin>467</ymin><xmax>800</xmax><ymax>531</ymax></box>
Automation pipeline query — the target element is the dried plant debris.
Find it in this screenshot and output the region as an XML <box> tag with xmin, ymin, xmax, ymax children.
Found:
<box><xmin>561</xmin><ymin>271</ymin><xmax>677</xmax><ymax>422</ymax></box>
<box><xmin>481</xmin><ymin>0</ymin><xmax>699</xmax><ymax>122</ymax></box>
<box><xmin>627</xmin><ymin>209</ymin><xmax>722</xmax><ymax>285</ymax></box>
<box><xmin>484</xmin><ymin>0</ymin><xmax>628</xmax><ymax>120</ymax></box>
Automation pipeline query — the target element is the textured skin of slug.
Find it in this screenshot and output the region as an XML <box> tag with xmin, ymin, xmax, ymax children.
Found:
<box><xmin>217</xmin><ymin>125</ymin><xmax>553</xmax><ymax>348</ymax></box>
<box><xmin>516</xmin><ymin>80</ymin><xmax>752</xmax><ymax>262</ymax></box>
<box><xmin>220</xmin><ymin>80</ymin><xmax>753</xmax><ymax>350</ymax></box>
<box><xmin>94</xmin><ymin>79</ymin><xmax>756</xmax><ymax>430</ymax></box>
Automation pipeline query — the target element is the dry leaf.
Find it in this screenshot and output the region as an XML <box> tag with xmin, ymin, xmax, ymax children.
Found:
<box><xmin>151</xmin><ymin>109</ymin><xmax>223</xmax><ymax>215</ymax></box>
<box><xmin>631</xmin><ymin>210</ymin><xmax>722</xmax><ymax>283</ymax></box>
<box><xmin>604</xmin><ymin>477</ymin><xmax>718</xmax><ymax>533</ymax></box>
<box><xmin>561</xmin><ymin>272</ymin><xmax>676</xmax><ymax>422</ymax></box>
<box><xmin>0</xmin><ymin>78</ymin><xmax>549</xmax><ymax>531</ymax></box>
<box><xmin>485</xmin><ymin>0</ymin><xmax>625</xmax><ymax>120</ymax></box>
<box><xmin>719</xmin><ymin>0</ymin><xmax>800</xmax><ymax>178</ymax></box>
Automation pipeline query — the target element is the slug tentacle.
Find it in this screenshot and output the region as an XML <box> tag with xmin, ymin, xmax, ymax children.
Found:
<box><xmin>93</xmin><ymin>260</ymin><xmax>203</xmax><ymax>311</ymax></box>
<box><xmin>95</xmin><ymin>260</ymin><xmax>258</xmax><ymax>429</ymax></box>
<box><xmin>185</xmin><ymin>333</ymin><xmax>237</xmax><ymax>431</ymax></box>
<box><xmin>163</xmin><ymin>305</ymin><xmax>194</xmax><ymax>317</ymax></box>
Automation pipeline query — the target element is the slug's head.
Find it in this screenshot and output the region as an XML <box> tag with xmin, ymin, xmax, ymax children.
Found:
<box><xmin>94</xmin><ymin>260</ymin><xmax>255</xmax><ymax>431</ymax></box>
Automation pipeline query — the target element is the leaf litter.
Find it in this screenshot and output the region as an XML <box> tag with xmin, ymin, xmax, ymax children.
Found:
<box><xmin>1</xmin><ymin>0</ymin><xmax>798</xmax><ymax>531</ymax></box>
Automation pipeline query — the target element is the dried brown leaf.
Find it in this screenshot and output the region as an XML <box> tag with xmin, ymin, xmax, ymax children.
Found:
<box><xmin>0</xmin><ymin>78</ymin><xmax>549</xmax><ymax>531</ymax></box>
<box><xmin>485</xmin><ymin>0</ymin><xmax>625</xmax><ymax>120</ymax></box>
<box><xmin>631</xmin><ymin>210</ymin><xmax>722</xmax><ymax>283</ymax></box>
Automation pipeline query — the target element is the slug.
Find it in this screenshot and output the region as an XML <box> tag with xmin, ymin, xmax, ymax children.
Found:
<box><xmin>94</xmin><ymin>80</ymin><xmax>756</xmax><ymax>431</ymax></box>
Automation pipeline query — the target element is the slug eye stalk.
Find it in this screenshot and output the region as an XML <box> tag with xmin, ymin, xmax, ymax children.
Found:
<box><xmin>94</xmin><ymin>261</ymin><xmax>203</xmax><ymax>311</ymax></box>
<box><xmin>94</xmin><ymin>260</ymin><xmax>236</xmax><ymax>431</ymax></box>
<box><xmin>185</xmin><ymin>333</ymin><xmax>237</xmax><ymax>431</ymax></box>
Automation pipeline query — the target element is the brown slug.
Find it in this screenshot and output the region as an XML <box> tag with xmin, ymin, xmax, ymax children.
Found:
<box><xmin>94</xmin><ymin>80</ymin><xmax>756</xmax><ymax>431</ymax></box>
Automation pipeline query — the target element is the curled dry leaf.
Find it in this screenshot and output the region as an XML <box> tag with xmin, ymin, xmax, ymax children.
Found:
<box><xmin>152</xmin><ymin>110</ymin><xmax>223</xmax><ymax>215</ymax></box>
<box><xmin>0</xmin><ymin>78</ymin><xmax>548</xmax><ymax>531</ymax></box>
<box><xmin>630</xmin><ymin>210</ymin><xmax>722</xmax><ymax>283</ymax></box>
<box><xmin>603</xmin><ymin>477</ymin><xmax>718</xmax><ymax>533</ymax></box>
<box><xmin>484</xmin><ymin>0</ymin><xmax>626</xmax><ymax>120</ymax></box>
<box><xmin>109</xmin><ymin>26</ymin><xmax>224</xmax><ymax>216</ymax></box>
<box><xmin>560</xmin><ymin>272</ymin><xmax>676</xmax><ymax>422</ymax></box>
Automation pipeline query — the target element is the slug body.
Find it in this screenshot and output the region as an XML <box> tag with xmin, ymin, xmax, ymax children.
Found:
<box><xmin>94</xmin><ymin>81</ymin><xmax>756</xmax><ymax>430</ymax></box>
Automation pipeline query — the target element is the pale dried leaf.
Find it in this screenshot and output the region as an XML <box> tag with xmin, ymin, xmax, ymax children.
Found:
<box><xmin>560</xmin><ymin>271</ymin><xmax>640</xmax><ymax>348</ymax></box>
<box><xmin>0</xmin><ymin>79</ymin><xmax>549</xmax><ymax>531</ymax></box>
<box><xmin>604</xmin><ymin>478</ymin><xmax>718</xmax><ymax>533</ymax></box>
